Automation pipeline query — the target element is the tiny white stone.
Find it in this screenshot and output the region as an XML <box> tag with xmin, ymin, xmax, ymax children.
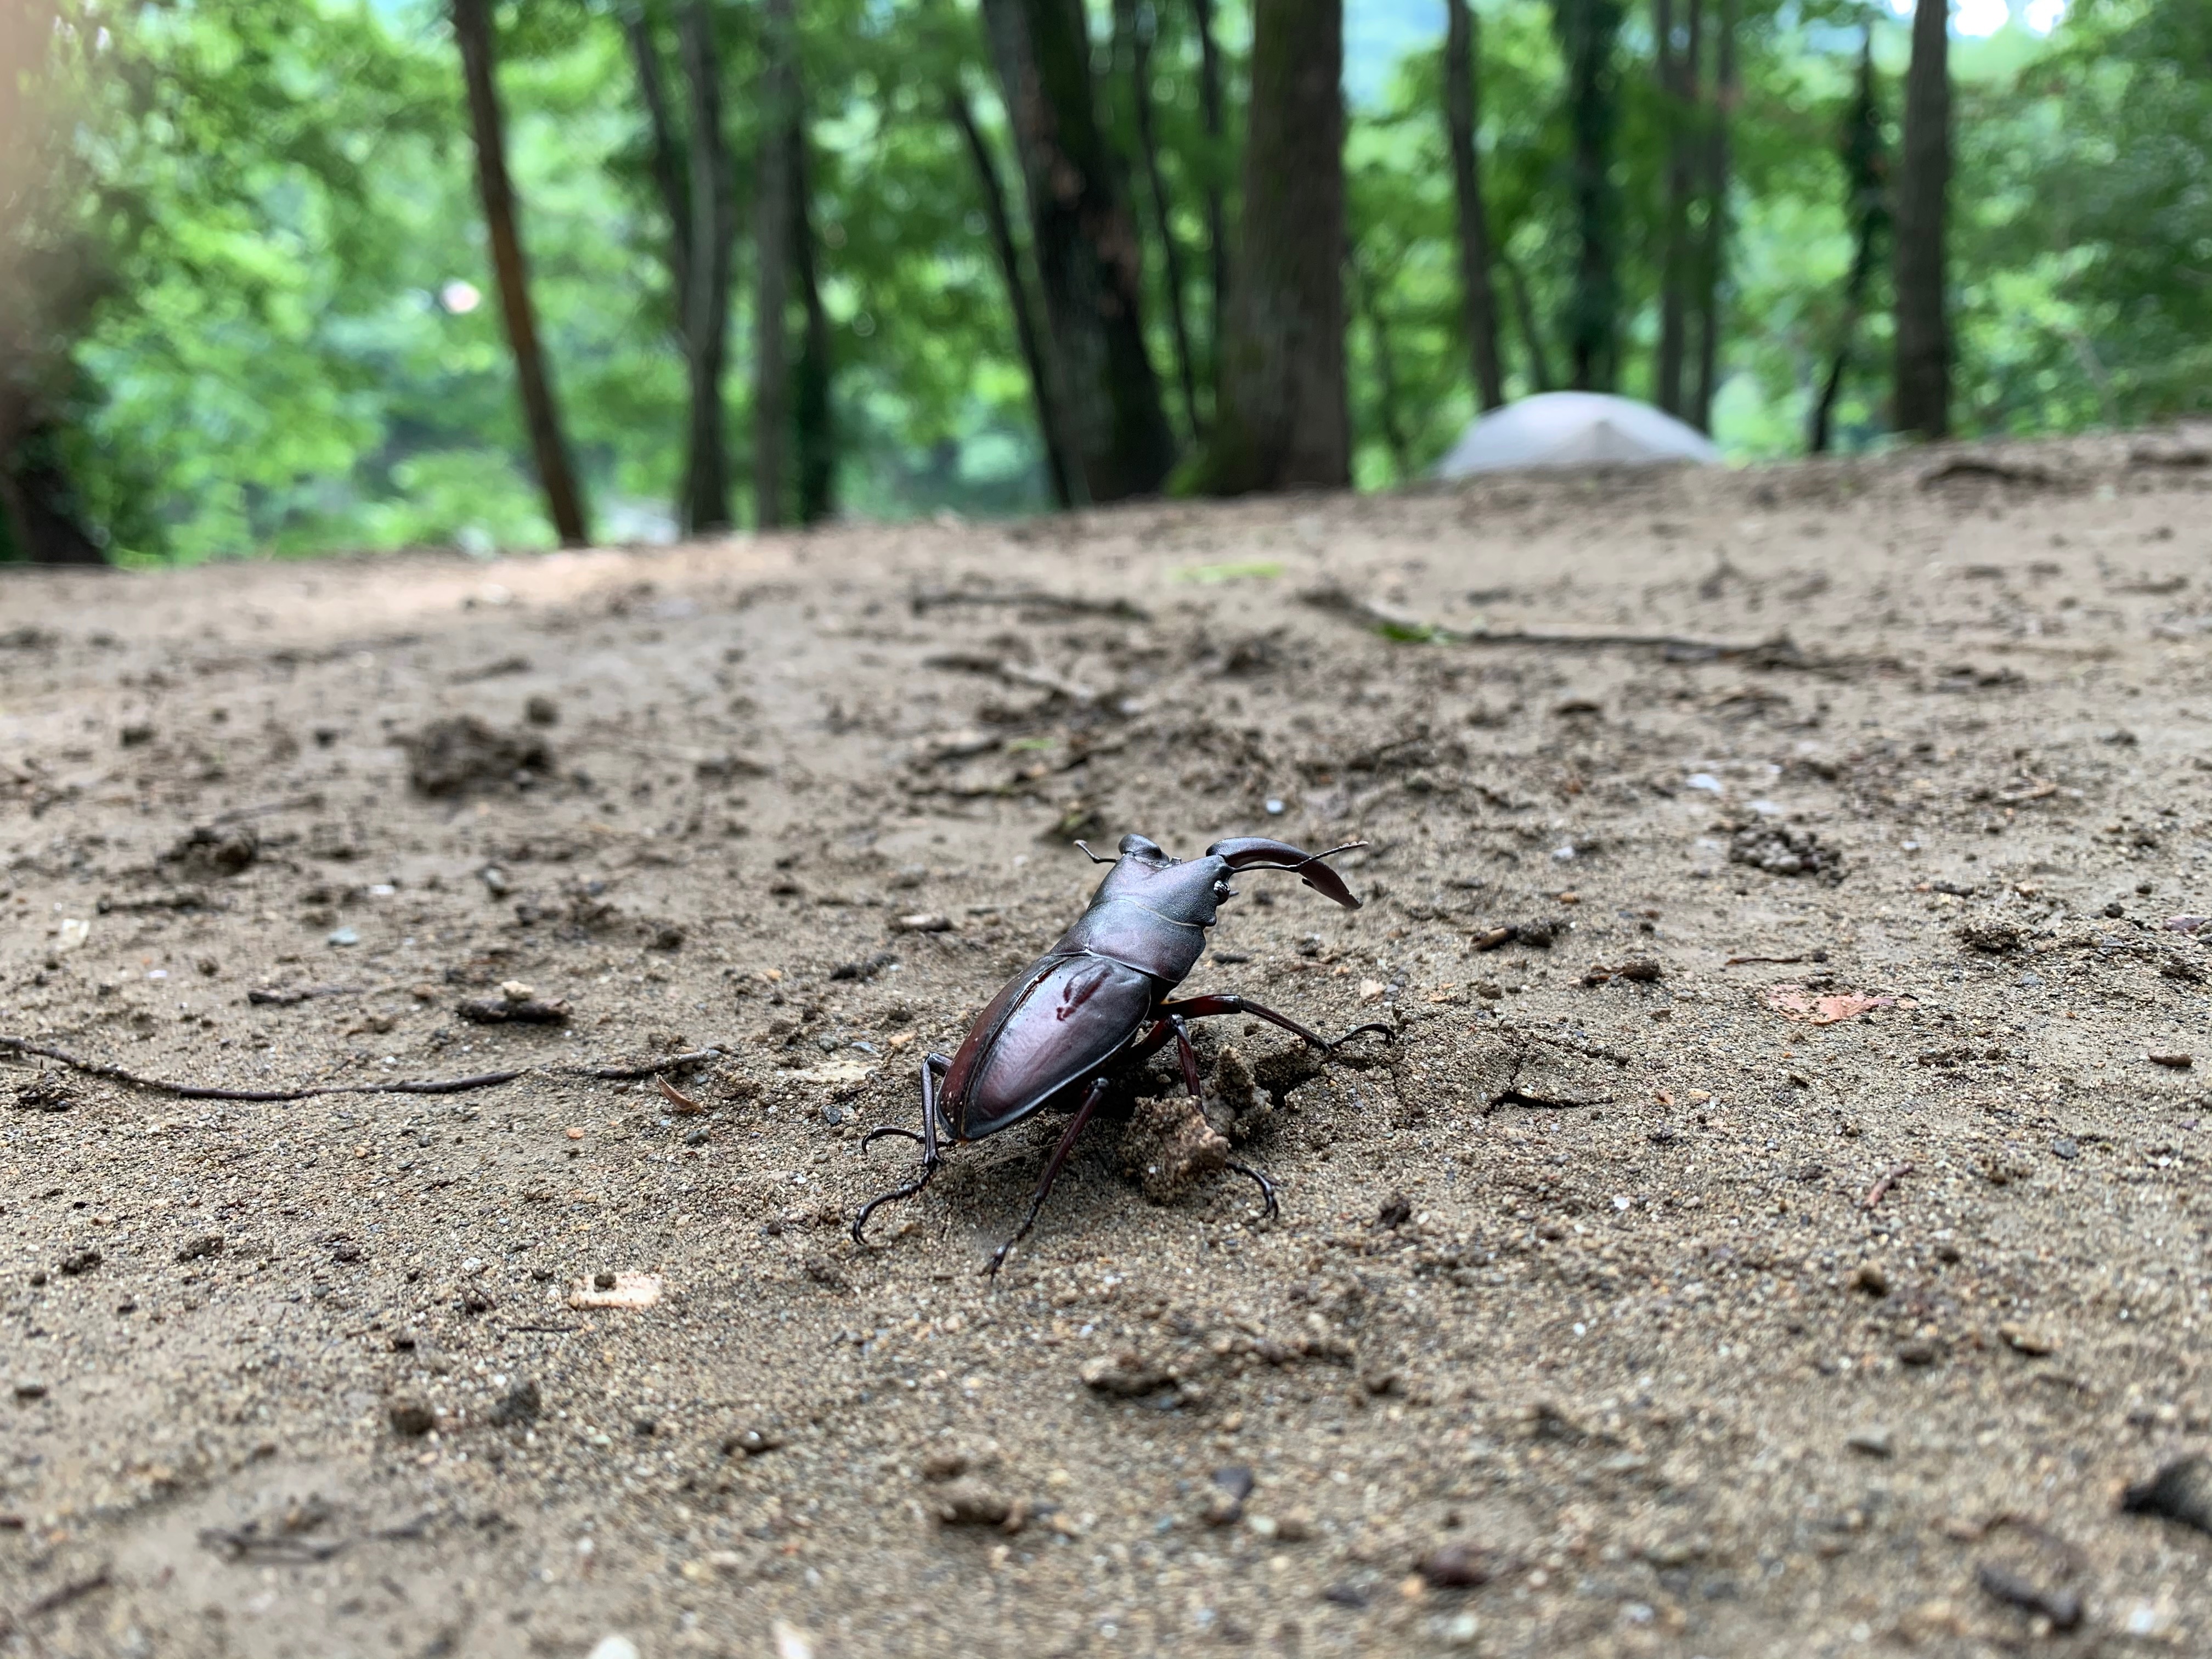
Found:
<box><xmin>586</xmin><ymin>1639</ymin><xmax>639</xmax><ymax>1659</ymax></box>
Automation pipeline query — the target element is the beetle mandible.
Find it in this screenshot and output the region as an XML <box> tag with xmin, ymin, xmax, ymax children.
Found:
<box><xmin>853</xmin><ymin>832</ymin><xmax>1389</xmax><ymax>1272</ymax></box>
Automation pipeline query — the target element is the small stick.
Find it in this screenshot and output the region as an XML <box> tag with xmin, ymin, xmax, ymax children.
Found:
<box><xmin>246</xmin><ymin>984</ymin><xmax>360</xmax><ymax>1007</ymax></box>
<box><xmin>13</xmin><ymin>1566</ymin><xmax>112</xmax><ymax>1627</ymax></box>
<box><xmin>1725</xmin><ymin>954</ymin><xmax>1806</xmax><ymax>967</ymax></box>
<box><xmin>910</xmin><ymin>588</ymin><xmax>1149</xmax><ymax>622</ymax></box>
<box><xmin>1862</xmin><ymin>1161</ymin><xmax>1915</xmax><ymax>1210</ymax></box>
<box><xmin>0</xmin><ymin>1037</ymin><xmax>725</xmax><ymax>1103</ymax></box>
<box><xmin>577</xmin><ymin>1049</ymin><xmax>723</xmax><ymax>1081</ymax></box>
<box><xmin>1302</xmin><ymin>588</ymin><xmax>1805</xmax><ymax>663</ymax></box>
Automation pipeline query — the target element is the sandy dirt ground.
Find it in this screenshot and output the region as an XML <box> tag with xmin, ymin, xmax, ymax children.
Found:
<box><xmin>5</xmin><ymin>431</ymin><xmax>2212</xmax><ymax>1659</ymax></box>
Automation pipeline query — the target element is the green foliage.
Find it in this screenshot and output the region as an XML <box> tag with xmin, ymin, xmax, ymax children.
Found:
<box><xmin>9</xmin><ymin>0</ymin><xmax>2209</xmax><ymax>563</ymax></box>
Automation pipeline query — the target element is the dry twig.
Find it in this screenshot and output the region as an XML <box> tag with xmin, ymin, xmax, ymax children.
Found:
<box><xmin>1301</xmin><ymin>587</ymin><xmax>1810</xmax><ymax>666</ymax></box>
<box><xmin>0</xmin><ymin>1037</ymin><xmax>726</xmax><ymax>1103</ymax></box>
<box><xmin>1862</xmin><ymin>1161</ymin><xmax>1915</xmax><ymax>1210</ymax></box>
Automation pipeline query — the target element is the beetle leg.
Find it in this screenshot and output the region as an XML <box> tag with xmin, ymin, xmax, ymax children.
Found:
<box><xmin>986</xmin><ymin>1073</ymin><xmax>1111</xmax><ymax>1277</ymax></box>
<box><xmin>1169</xmin><ymin>1015</ymin><xmax>1282</xmax><ymax>1224</ymax></box>
<box><xmin>852</xmin><ymin>1053</ymin><xmax>950</xmax><ymax>1246</ymax></box>
<box><xmin>1155</xmin><ymin>993</ymin><xmax>1391</xmax><ymax>1053</ymax></box>
<box><xmin>1169</xmin><ymin>1015</ymin><xmax>1205</xmax><ymax>1098</ymax></box>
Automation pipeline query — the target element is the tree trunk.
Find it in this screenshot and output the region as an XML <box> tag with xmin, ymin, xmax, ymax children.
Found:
<box><xmin>1653</xmin><ymin>0</ymin><xmax>1700</xmax><ymax>416</ymax></box>
<box><xmin>1688</xmin><ymin>0</ymin><xmax>1734</xmax><ymax>431</ymax></box>
<box><xmin>947</xmin><ymin>83</ymin><xmax>1079</xmax><ymax>510</ymax></box>
<box><xmin>1551</xmin><ymin>0</ymin><xmax>1624</xmax><ymax>393</ymax></box>
<box><xmin>790</xmin><ymin>111</ymin><xmax>834</xmax><ymax>524</ymax></box>
<box><xmin>623</xmin><ymin>6</ymin><xmax>689</xmax><ymax>316</ymax></box>
<box><xmin>1190</xmin><ymin>0</ymin><xmax>1229</xmax><ymax>400</ymax></box>
<box><xmin>1892</xmin><ymin>0</ymin><xmax>1950</xmax><ymax>440</ymax></box>
<box><xmin>1809</xmin><ymin>33</ymin><xmax>1886</xmax><ymax>455</ymax></box>
<box><xmin>980</xmin><ymin>0</ymin><xmax>1176</xmax><ymax>502</ymax></box>
<box><xmin>1117</xmin><ymin>0</ymin><xmax>1202</xmax><ymax>439</ymax></box>
<box><xmin>1443</xmin><ymin>0</ymin><xmax>1504</xmax><ymax>411</ymax></box>
<box><xmin>1500</xmin><ymin>250</ymin><xmax>1556</xmax><ymax>393</ymax></box>
<box><xmin>1204</xmin><ymin>0</ymin><xmax>1347</xmax><ymax>494</ymax></box>
<box><xmin>752</xmin><ymin>0</ymin><xmax>795</xmax><ymax>529</ymax></box>
<box><xmin>452</xmin><ymin>0</ymin><xmax>591</xmax><ymax>548</ymax></box>
<box><xmin>0</xmin><ymin>428</ymin><xmax>104</xmax><ymax>566</ymax></box>
<box><xmin>1355</xmin><ymin>259</ymin><xmax>1410</xmax><ymax>480</ymax></box>
<box><xmin>677</xmin><ymin>0</ymin><xmax>735</xmax><ymax>533</ymax></box>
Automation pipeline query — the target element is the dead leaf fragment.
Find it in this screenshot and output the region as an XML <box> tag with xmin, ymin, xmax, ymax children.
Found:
<box><xmin>654</xmin><ymin>1073</ymin><xmax>704</xmax><ymax>1113</ymax></box>
<box><xmin>1764</xmin><ymin>985</ymin><xmax>1893</xmax><ymax>1025</ymax></box>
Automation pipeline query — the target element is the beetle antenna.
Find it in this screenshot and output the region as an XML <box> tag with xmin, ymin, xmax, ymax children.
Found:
<box><xmin>1072</xmin><ymin>840</ymin><xmax>1115</xmax><ymax>865</ymax></box>
<box><xmin>1293</xmin><ymin>840</ymin><xmax>1367</xmax><ymax>869</ymax></box>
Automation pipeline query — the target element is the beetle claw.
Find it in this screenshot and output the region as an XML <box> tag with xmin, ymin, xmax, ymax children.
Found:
<box><xmin>1226</xmin><ymin>1158</ymin><xmax>1279</xmax><ymax>1221</ymax></box>
<box><xmin>1327</xmin><ymin>1022</ymin><xmax>1393</xmax><ymax>1051</ymax></box>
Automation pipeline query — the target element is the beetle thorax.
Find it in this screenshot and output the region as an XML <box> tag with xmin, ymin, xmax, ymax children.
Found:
<box><xmin>1094</xmin><ymin>847</ymin><xmax>1233</xmax><ymax>929</ymax></box>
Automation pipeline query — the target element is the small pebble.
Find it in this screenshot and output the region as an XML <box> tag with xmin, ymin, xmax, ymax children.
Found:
<box><xmin>932</xmin><ymin>1478</ymin><xmax>1015</xmax><ymax>1528</ymax></box>
<box><xmin>1204</xmin><ymin>1465</ymin><xmax>1254</xmax><ymax>1525</ymax></box>
<box><xmin>1846</xmin><ymin>1427</ymin><xmax>1894</xmax><ymax>1459</ymax></box>
<box><xmin>488</xmin><ymin>1381</ymin><xmax>541</xmax><ymax>1426</ymax></box>
<box><xmin>2121</xmin><ymin>1455</ymin><xmax>2212</xmax><ymax>1535</ymax></box>
<box><xmin>1977</xmin><ymin>1564</ymin><xmax>2083</xmax><ymax>1630</ymax></box>
<box><xmin>388</xmin><ymin>1400</ymin><xmax>436</xmax><ymax>1437</ymax></box>
<box><xmin>1849</xmin><ymin>1262</ymin><xmax>1889</xmax><ymax>1297</ymax></box>
<box><xmin>585</xmin><ymin>1639</ymin><xmax>640</xmax><ymax>1659</ymax></box>
<box><xmin>1081</xmin><ymin>1350</ymin><xmax>1176</xmax><ymax>1397</ymax></box>
<box><xmin>1419</xmin><ymin>1542</ymin><xmax>1491</xmax><ymax>1588</ymax></box>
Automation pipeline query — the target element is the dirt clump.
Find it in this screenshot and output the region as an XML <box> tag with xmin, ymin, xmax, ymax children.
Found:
<box><xmin>403</xmin><ymin>712</ymin><xmax>551</xmax><ymax>794</ymax></box>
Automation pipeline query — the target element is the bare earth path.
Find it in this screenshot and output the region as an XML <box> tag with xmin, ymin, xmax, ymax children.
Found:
<box><xmin>4</xmin><ymin>432</ymin><xmax>2212</xmax><ymax>1658</ymax></box>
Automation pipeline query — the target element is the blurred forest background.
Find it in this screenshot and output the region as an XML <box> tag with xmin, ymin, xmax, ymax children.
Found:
<box><xmin>0</xmin><ymin>0</ymin><xmax>2205</xmax><ymax>565</ymax></box>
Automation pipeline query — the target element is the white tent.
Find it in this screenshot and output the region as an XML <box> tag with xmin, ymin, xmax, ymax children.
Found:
<box><xmin>1433</xmin><ymin>391</ymin><xmax>1722</xmax><ymax>476</ymax></box>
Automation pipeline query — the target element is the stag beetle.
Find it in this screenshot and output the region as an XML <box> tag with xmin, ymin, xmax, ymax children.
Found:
<box><xmin>853</xmin><ymin>833</ymin><xmax>1388</xmax><ymax>1272</ymax></box>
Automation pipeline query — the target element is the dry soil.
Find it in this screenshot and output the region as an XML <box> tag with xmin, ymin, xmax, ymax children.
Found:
<box><xmin>5</xmin><ymin>431</ymin><xmax>2212</xmax><ymax>1658</ymax></box>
